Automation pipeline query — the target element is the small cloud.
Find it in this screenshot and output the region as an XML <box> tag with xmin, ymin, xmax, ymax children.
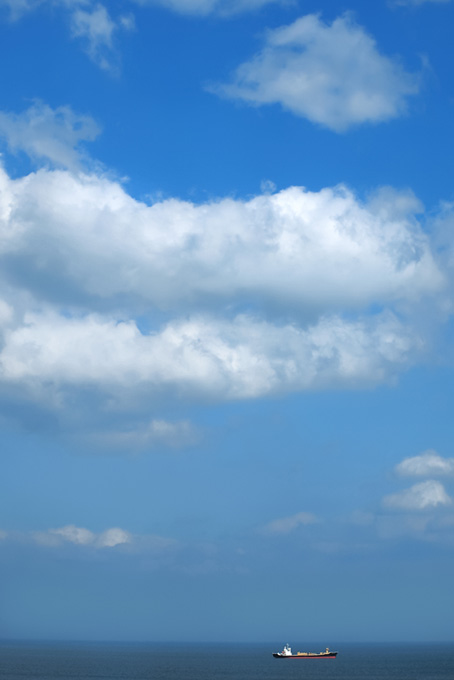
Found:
<box><xmin>262</xmin><ymin>511</ymin><xmax>319</xmax><ymax>535</ymax></box>
<box><xmin>260</xmin><ymin>179</ymin><xmax>276</xmax><ymax>194</ymax></box>
<box><xmin>96</xmin><ymin>527</ymin><xmax>132</xmax><ymax>547</ymax></box>
<box><xmin>119</xmin><ymin>13</ymin><xmax>135</xmax><ymax>31</ymax></box>
<box><xmin>70</xmin><ymin>3</ymin><xmax>133</xmax><ymax>71</ymax></box>
<box><xmin>35</xmin><ymin>524</ymin><xmax>132</xmax><ymax>548</ymax></box>
<box><xmin>2</xmin><ymin>525</ymin><xmax>179</xmax><ymax>557</ymax></box>
<box><xmin>0</xmin><ymin>0</ymin><xmax>41</xmax><ymax>21</ymax></box>
<box><xmin>0</xmin><ymin>2</ymin><xmax>133</xmax><ymax>70</ymax></box>
<box><xmin>383</xmin><ymin>480</ymin><xmax>452</xmax><ymax>511</ymax></box>
<box><xmin>0</xmin><ymin>101</ymin><xmax>100</xmax><ymax>170</ymax></box>
<box><xmin>213</xmin><ymin>13</ymin><xmax>421</xmax><ymax>131</ymax></box>
<box><xmin>396</xmin><ymin>450</ymin><xmax>454</xmax><ymax>477</ymax></box>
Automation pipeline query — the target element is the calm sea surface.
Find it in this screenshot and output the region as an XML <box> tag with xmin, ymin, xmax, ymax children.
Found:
<box><xmin>0</xmin><ymin>642</ymin><xmax>453</xmax><ymax>680</ymax></box>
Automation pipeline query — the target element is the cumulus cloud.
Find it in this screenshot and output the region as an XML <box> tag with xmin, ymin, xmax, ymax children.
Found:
<box><xmin>0</xmin><ymin>310</ymin><xmax>424</xmax><ymax>403</ymax></box>
<box><xmin>262</xmin><ymin>511</ymin><xmax>319</xmax><ymax>534</ymax></box>
<box><xmin>214</xmin><ymin>13</ymin><xmax>421</xmax><ymax>131</ymax></box>
<box><xmin>0</xmin><ymin>102</ymin><xmax>100</xmax><ymax>170</ymax></box>
<box><xmin>383</xmin><ymin>480</ymin><xmax>452</xmax><ymax>510</ymax></box>
<box><xmin>396</xmin><ymin>451</ymin><xmax>454</xmax><ymax>477</ymax></box>
<box><xmin>0</xmin><ymin>158</ymin><xmax>446</xmax><ymax>428</ymax></box>
<box><xmin>0</xmin><ymin>166</ymin><xmax>442</xmax><ymax>314</ymax></box>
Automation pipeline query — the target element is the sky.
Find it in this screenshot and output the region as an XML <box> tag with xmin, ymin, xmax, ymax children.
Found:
<box><xmin>1</xmin><ymin>0</ymin><xmax>454</xmax><ymax>644</ymax></box>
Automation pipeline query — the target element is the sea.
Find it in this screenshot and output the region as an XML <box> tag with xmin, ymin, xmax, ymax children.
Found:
<box><xmin>0</xmin><ymin>642</ymin><xmax>453</xmax><ymax>680</ymax></box>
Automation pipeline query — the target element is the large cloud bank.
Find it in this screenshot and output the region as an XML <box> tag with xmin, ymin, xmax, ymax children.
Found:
<box><xmin>0</xmin><ymin>149</ymin><xmax>448</xmax><ymax>441</ymax></box>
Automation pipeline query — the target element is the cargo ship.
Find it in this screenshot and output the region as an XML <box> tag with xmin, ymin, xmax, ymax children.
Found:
<box><xmin>272</xmin><ymin>644</ymin><xmax>337</xmax><ymax>659</ymax></box>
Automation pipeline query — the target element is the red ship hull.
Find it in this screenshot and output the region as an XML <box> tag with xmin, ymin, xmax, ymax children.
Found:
<box><xmin>273</xmin><ymin>654</ymin><xmax>337</xmax><ymax>659</ymax></box>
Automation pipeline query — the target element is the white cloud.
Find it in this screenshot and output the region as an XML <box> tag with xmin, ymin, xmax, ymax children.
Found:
<box><xmin>35</xmin><ymin>524</ymin><xmax>132</xmax><ymax>548</ymax></box>
<box><xmin>383</xmin><ymin>480</ymin><xmax>452</xmax><ymax>510</ymax></box>
<box><xmin>3</xmin><ymin>524</ymin><xmax>179</xmax><ymax>553</ymax></box>
<box><xmin>0</xmin><ymin>310</ymin><xmax>423</xmax><ymax>402</ymax></box>
<box><xmin>50</xmin><ymin>524</ymin><xmax>96</xmax><ymax>545</ymax></box>
<box><xmin>0</xmin><ymin>167</ymin><xmax>442</xmax><ymax>314</ymax></box>
<box><xmin>396</xmin><ymin>450</ymin><xmax>454</xmax><ymax>477</ymax></box>
<box><xmin>262</xmin><ymin>511</ymin><xmax>319</xmax><ymax>534</ymax></box>
<box><xmin>0</xmin><ymin>1</ymin><xmax>132</xmax><ymax>69</ymax></box>
<box><xmin>97</xmin><ymin>527</ymin><xmax>132</xmax><ymax>547</ymax></box>
<box><xmin>70</xmin><ymin>3</ymin><xmax>133</xmax><ymax>70</ymax></box>
<box><xmin>0</xmin><ymin>1</ymin><xmax>45</xmax><ymax>20</ymax></box>
<box><xmin>0</xmin><ymin>102</ymin><xmax>100</xmax><ymax>170</ymax></box>
<box><xmin>0</xmin><ymin>160</ymin><xmax>446</xmax><ymax>424</ymax></box>
<box><xmin>70</xmin><ymin>4</ymin><xmax>115</xmax><ymax>64</ymax></box>
<box><xmin>214</xmin><ymin>13</ymin><xmax>421</xmax><ymax>131</ymax></box>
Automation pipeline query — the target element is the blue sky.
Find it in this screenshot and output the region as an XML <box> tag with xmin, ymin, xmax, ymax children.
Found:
<box><xmin>1</xmin><ymin>0</ymin><xmax>454</xmax><ymax>643</ymax></box>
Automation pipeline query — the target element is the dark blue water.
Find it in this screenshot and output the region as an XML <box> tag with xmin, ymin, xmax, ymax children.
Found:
<box><xmin>0</xmin><ymin>642</ymin><xmax>453</xmax><ymax>680</ymax></box>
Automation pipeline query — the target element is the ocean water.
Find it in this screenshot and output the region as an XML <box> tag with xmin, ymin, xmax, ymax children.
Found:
<box><xmin>0</xmin><ymin>642</ymin><xmax>453</xmax><ymax>680</ymax></box>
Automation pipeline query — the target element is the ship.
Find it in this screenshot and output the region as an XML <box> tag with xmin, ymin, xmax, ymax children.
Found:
<box><xmin>272</xmin><ymin>644</ymin><xmax>338</xmax><ymax>659</ymax></box>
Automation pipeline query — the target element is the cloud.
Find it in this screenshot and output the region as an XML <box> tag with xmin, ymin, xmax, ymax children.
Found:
<box><xmin>70</xmin><ymin>4</ymin><xmax>116</xmax><ymax>67</ymax></box>
<box><xmin>262</xmin><ymin>511</ymin><xmax>319</xmax><ymax>534</ymax></box>
<box><xmin>213</xmin><ymin>13</ymin><xmax>421</xmax><ymax>131</ymax></box>
<box><xmin>0</xmin><ymin>167</ymin><xmax>442</xmax><ymax>314</ymax></box>
<box><xmin>0</xmin><ymin>1</ymin><xmax>133</xmax><ymax>69</ymax></box>
<box><xmin>396</xmin><ymin>450</ymin><xmax>454</xmax><ymax>477</ymax></box>
<box><xmin>383</xmin><ymin>480</ymin><xmax>452</xmax><ymax>510</ymax></box>
<box><xmin>34</xmin><ymin>524</ymin><xmax>132</xmax><ymax>548</ymax></box>
<box><xmin>0</xmin><ymin>1</ymin><xmax>45</xmax><ymax>20</ymax></box>
<box><xmin>69</xmin><ymin>3</ymin><xmax>134</xmax><ymax>70</ymax></box>
<box><xmin>0</xmin><ymin>310</ymin><xmax>424</xmax><ymax>403</ymax></box>
<box><xmin>96</xmin><ymin>527</ymin><xmax>133</xmax><ymax>547</ymax></box>
<box><xmin>49</xmin><ymin>524</ymin><xmax>98</xmax><ymax>545</ymax></box>
<box><xmin>12</xmin><ymin>524</ymin><xmax>179</xmax><ymax>554</ymax></box>
<box><xmin>0</xmin><ymin>157</ymin><xmax>446</xmax><ymax>430</ymax></box>
<box><xmin>0</xmin><ymin>114</ymin><xmax>449</xmax><ymax>439</ymax></box>
<box><xmin>0</xmin><ymin>102</ymin><xmax>100</xmax><ymax>170</ymax></box>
